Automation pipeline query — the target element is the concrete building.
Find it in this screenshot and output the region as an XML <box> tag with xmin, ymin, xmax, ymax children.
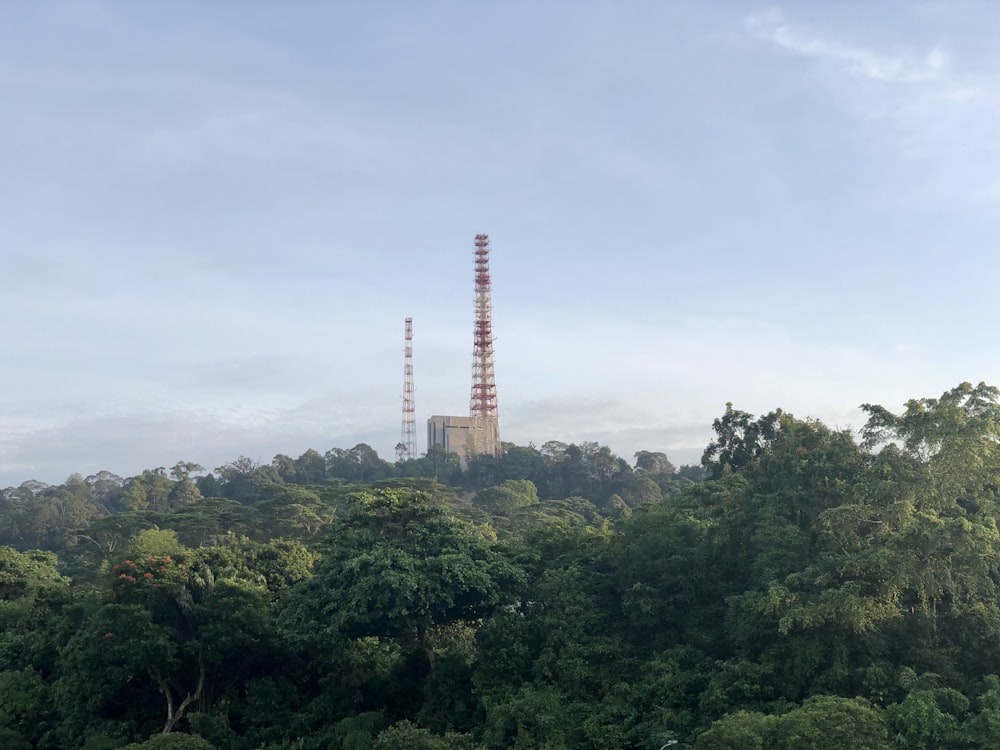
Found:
<box><xmin>427</xmin><ymin>414</ymin><xmax>500</xmax><ymax>463</ymax></box>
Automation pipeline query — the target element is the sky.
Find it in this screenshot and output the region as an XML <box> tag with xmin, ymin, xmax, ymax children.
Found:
<box><xmin>3</xmin><ymin>1</ymin><xmax>1000</xmax><ymax>486</ymax></box>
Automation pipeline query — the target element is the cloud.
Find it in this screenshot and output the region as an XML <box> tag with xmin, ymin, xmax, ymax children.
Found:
<box><xmin>746</xmin><ymin>8</ymin><xmax>948</xmax><ymax>84</ymax></box>
<box><xmin>744</xmin><ymin>7</ymin><xmax>1000</xmax><ymax>204</ymax></box>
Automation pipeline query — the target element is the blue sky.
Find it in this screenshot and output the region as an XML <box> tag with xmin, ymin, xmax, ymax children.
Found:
<box><xmin>3</xmin><ymin>1</ymin><xmax>1000</xmax><ymax>485</ymax></box>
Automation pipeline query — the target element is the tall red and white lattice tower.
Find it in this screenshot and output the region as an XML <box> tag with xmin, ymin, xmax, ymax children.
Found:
<box><xmin>470</xmin><ymin>234</ymin><xmax>502</xmax><ymax>458</ymax></box>
<box><xmin>396</xmin><ymin>317</ymin><xmax>417</xmax><ymax>461</ymax></box>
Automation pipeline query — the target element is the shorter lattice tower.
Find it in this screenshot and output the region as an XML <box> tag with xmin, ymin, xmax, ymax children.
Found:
<box><xmin>470</xmin><ymin>234</ymin><xmax>501</xmax><ymax>457</ymax></box>
<box><xmin>396</xmin><ymin>317</ymin><xmax>417</xmax><ymax>461</ymax></box>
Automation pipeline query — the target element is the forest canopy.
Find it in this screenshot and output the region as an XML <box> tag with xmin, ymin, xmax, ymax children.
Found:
<box><xmin>4</xmin><ymin>382</ymin><xmax>1000</xmax><ymax>748</ymax></box>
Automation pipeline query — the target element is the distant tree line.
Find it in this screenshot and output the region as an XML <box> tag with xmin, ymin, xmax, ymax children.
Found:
<box><xmin>0</xmin><ymin>441</ymin><xmax>700</xmax><ymax>551</ymax></box>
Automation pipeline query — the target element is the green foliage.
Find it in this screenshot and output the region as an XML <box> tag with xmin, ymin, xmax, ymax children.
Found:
<box><xmin>696</xmin><ymin>696</ymin><xmax>888</xmax><ymax>749</ymax></box>
<box><xmin>0</xmin><ymin>727</ymin><xmax>32</xmax><ymax>750</ymax></box>
<box><xmin>121</xmin><ymin>734</ymin><xmax>216</xmax><ymax>750</ymax></box>
<box><xmin>283</xmin><ymin>488</ymin><xmax>522</xmax><ymax>646</ymax></box>
<box><xmin>702</xmin><ymin>403</ymin><xmax>783</xmax><ymax>478</ymax></box>
<box><xmin>11</xmin><ymin>386</ymin><xmax>1000</xmax><ymax>746</ymax></box>
<box><xmin>480</xmin><ymin>684</ymin><xmax>577</xmax><ymax>749</ymax></box>
<box><xmin>122</xmin><ymin>529</ymin><xmax>186</xmax><ymax>561</ymax></box>
<box><xmin>373</xmin><ymin>720</ymin><xmax>479</xmax><ymax>750</ymax></box>
<box><xmin>0</xmin><ymin>667</ymin><xmax>53</xmax><ymax>747</ymax></box>
<box><xmin>778</xmin><ymin>695</ymin><xmax>889</xmax><ymax>748</ymax></box>
<box><xmin>471</xmin><ymin>480</ymin><xmax>538</xmax><ymax>517</ymax></box>
<box><xmin>0</xmin><ymin>547</ymin><xmax>66</xmax><ymax>599</ymax></box>
<box><xmin>693</xmin><ymin>709</ymin><xmax>778</xmax><ymax>749</ymax></box>
<box><xmin>888</xmin><ymin>689</ymin><xmax>965</xmax><ymax>748</ymax></box>
<box><xmin>326</xmin><ymin>444</ymin><xmax>394</xmax><ymax>483</ymax></box>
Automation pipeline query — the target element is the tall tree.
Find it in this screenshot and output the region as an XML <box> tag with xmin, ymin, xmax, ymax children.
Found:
<box><xmin>282</xmin><ymin>487</ymin><xmax>521</xmax><ymax>658</ymax></box>
<box><xmin>702</xmin><ymin>404</ymin><xmax>783</xmax><ymax>479</ymax></box>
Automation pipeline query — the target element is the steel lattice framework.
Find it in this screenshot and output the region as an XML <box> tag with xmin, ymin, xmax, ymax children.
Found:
<box><xmin>396</xmin><ymin>317</ymin><xmax>417</xmax><ymax>461</ymax></box>
<box><xmin>470</xmin><ymin>234</ymin><xmax>501</xmax><ymax>457</ymax></box>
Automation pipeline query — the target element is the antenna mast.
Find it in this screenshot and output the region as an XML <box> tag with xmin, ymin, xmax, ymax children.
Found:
<box><xmin>470</xmin><ymin>234</ymin><xmax>501</xmax><ymax>457</ymax></box>
<box><xmin>396</xmin><ymin>317</ymin><xmax>417</xmax><ymax>461</ymax></box>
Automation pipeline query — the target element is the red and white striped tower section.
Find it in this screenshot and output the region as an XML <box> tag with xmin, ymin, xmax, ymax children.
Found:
<box><xmin>396</xmin><ymin>317</ymin><xmax>417</xmax><ymax>461</ymax></box>
<box><xmin>469</xmin><ymin>234</ymin><xmax>502</xmax><ymax>458</ymax></box>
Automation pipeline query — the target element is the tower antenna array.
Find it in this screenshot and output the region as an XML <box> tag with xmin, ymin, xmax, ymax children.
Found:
<box><xmin>396</xmin><ymin>317</ymin><xmax>417</xmax><ymax>461</ymax></box>
<box><xmin>470</xmin><ymin>234</ymin><xmax>501</xmax><ymax>457</ymax></box>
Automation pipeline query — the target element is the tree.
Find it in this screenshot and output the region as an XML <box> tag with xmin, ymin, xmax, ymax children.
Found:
<box><xmin>19</xmin><ymin>496</ymin><xmax>61</xmax><ymax>549</ymax></box>
<box><xmin>634</xmin><ymin>450</ymin><xmax>676</xmax><ymax>475</ymax></box>
<box><xmin>888</xmin><ymin>683</ymin><xmax>969</xmax><ymax>749</ymax></box>
<box><xmin>615</xmin><ymin>476</ymin><xmax>663</xmax><ymax>508</ymax></box>
<box><xmin>85</xmin><ymin>471</ymin><xmax>125</xmax><ymax>504</ymax></box>
<box><xmin>862</xmin><ymin>381</ymin><xmax>1000</xmax><ymax>513</ymax></box>
<box><xmin>325</xmin><ymin>444</ymin><xmax>393</xmax><ymax>483</ymax></box>
<box><xmin>295</xmin><ymin>448</ymin><xmax>328</xmax><ymax>484</ymax></box>
<box><xmin>194</xmin><ymin>474</ymin><xmax>221</xmax><ymax>499</ymax></box>
<box><xmin>471</xmin><ymin>480</ymin><xmax>539</xmax><ymax>517</ymax></box>
<box><xmin>702</xmin><ymin>404</ymin><xmax>783</xmax><ymax>478</ymax></box>
<box><xmin>163</xmin><ymin>498</ymin><xmax>260</xmax><ymax>548</ymax></box>
<box><xmin>0</xmin><ymin>666</ymin><xmax>51</xmax><ymax>747</ymax></box>
<box><xmin>122</xmin><ymin>470</ymin><xmax>174</xmax><ymax>512</ymax></box>
<box><xmin>562</xmin><ymin>442</ymin><xmax>628</xmax><ymax>500</ymax></box>
<box><xmin>121</xmin><ymin>529</ymin><xmax>186</xmax><ymax>561</ymax></box>
<box><xmin>961</xmin><ymin>674</ymin><xmax>1000</xmax><ymax>746</ymax></box>
<box><xmin>283</xmin><ymin>488</ymin><xmax>521</xmax><ymax>656</ymax></box>
<box><xmin>168</xmin><ymin>463</ymin><xmax>205</xmax><ymax>506</ymax></box>
<box><xmin>480</xmin><ymin>684</ymin><xmax>578</xmax><ymax>749</ymax></box>
<box><xmin>213</xmin><ymin>457</ymin><xmax>279</xmax><ymax>503</ymax></box>
<box><xmin>254</xmin><ymin>484</ymin><xmax>331</xmax><ymax>540</ymax></box>
<box><xmin>407</xmin><ymin>445</ymin><xmax>463</xmax><ymax>484</ymax></box>
<box><xmin>694</xmin><ymin>697</ymin><xmax>888</xmax><ymax>749</ymax></box>
<box><xmin>0</xmin><ymin>546</ymin><xmax>65</xmax><ymax>600</ymax></box>
<box><xmin>776</xmin><ymin>695</ymin><xmax>888</xmax><ymax>749</ymax></box>
<box><xmin>490</xmin><ymin>443</ymin><xmax>548</xmax><ymax>488</ymax></box>
<box><xmin>693</xmin><ymin>710</ymin><xmax>777</xmax><ymax>749</ymax></box>
<box><xmin>121</xmin><ymin>733</ymin><xmax>216</xmax><ymax>749</ymax></box>
<box><xmin>63</xmin><ymin>512</ymin><xmax>159</xmax><ymax>577</ymax></box>
<box><xmin>54</xmin><ymin>601</ymin><xmax>180</xmax><ymax>741</ymax></box>
<box><xmin>613</xmin><ymin>503</ymin><xmax>713</xmax><ymax>651</ymax></box>
<box><xmin>270</xmin><ymin>454</ymin><xmax>299</xmax><ymax>484</ymax></box>
<box><xmin>373</xmin><ymin>720</ymin><xmax>478</xmax><ymax>750</ymax></box>
<box><xmin>473</xmin><ymin>522</ymin><xmax>626</xmax><ymax>742</ymax></box>
<box><xmin>677</xmin><ymin>464</ymin><xmax>707</xmax><ymax>482</ymax></box>
<box><xmin>55</xmin><ymin>531</ymin><xmax>286</xmax><ymax>741</ymax></box>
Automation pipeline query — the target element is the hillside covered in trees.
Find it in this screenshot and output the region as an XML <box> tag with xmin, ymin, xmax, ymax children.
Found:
<box><xmin>4</xmin><ymin>383</ymin><xmax>1000</xmax><ymax>748</ymax></box>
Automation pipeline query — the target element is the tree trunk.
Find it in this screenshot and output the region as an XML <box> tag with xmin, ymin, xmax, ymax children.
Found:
<box><xmin>155</xmin><ymin>660</ymin><xmax>206</xmax><ymax>734</ymax></box>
